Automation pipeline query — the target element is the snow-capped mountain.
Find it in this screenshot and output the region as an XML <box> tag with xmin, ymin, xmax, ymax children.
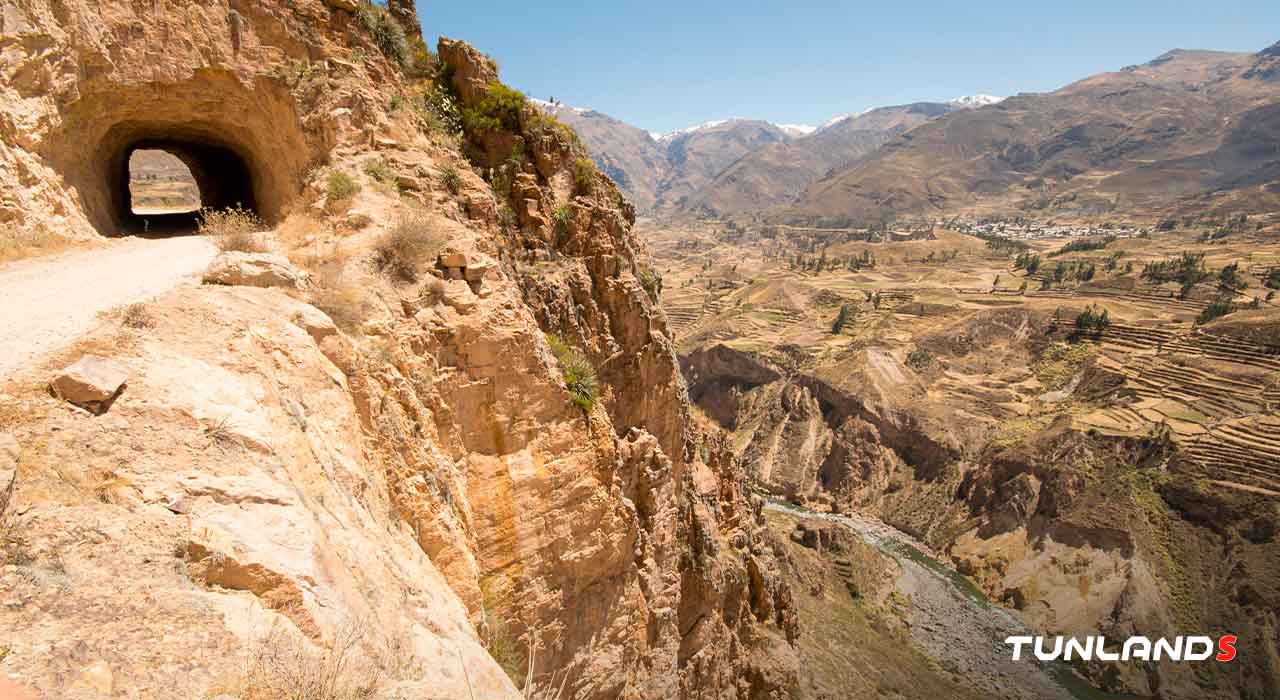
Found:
<box><xmin>776</xmin><ymin>124</ymin><xmax>817</xmax><ymax>137</ymax></box>
<box><xmin>652</xmin><ymin>119</ymin><xmax>736</xmax><ymax>142</ymax></box>
<box><xmin>815</xmin><ymin>109</ymin><xmax>872</xmax><ymax>134</ymax></box>
<box><xmin>652</xmin><ymin>119</ymin><xmax>815</xmax><ymax>142</ymax></box>
<box><xmin>948</xmin><ymin>94</ymin><xmax>1005</xmax><ymax>108</ymax></box>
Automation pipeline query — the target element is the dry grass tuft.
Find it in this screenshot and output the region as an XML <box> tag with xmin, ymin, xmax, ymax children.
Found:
<box><xmin>521</xmin><ymin>630</ymin><xmax>570</xmax><ymax>700</ymax></box>
<box><xmin>301</xmin><ymin>243</ymin><xmax>366</xmax><ymax>332</ymax></box>
<box><xmin>0</xmin><ymin>223</ymin><xmax>75</xmax><ymax>264</ymax></box>
<box><xmin>372</xmin><ymin>216</ymin><xmax>445</xmax><ymax>282</ymax></box>
<box><xmin>199</xmin><ymin>206</ymin><xmax>267</xmax><ymax>252</ymax></box>
<box><xmin>220</xmin><ymin>621</ymin><xmax>394</xmax><ymax>700</ymax></box>
<box><xmin>275</xmin><ymin>213</ymin><xmax>327</xmax><ymax>253</ymax></box>
<box><xmin>120</xmin><ymin>302</ymin><xmax>155</xmax><ymax>330</ymax></box>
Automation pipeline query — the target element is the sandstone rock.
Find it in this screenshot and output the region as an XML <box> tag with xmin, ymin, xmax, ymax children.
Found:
<box><xmin>463</xmin><ymin>260</ymin><xmax>493</xmax><ymax>282</ymax></box>
<box><xmin>291</xmin><ymin>305</ymin><xmax>339</xmax><ymax>345</ymax></box>
<box><xmin>438</xmin><ymin>38</ymin><xmax>499</xmax><ymax>107</ymax></box>
<box><xmin>51</xmin><ymin>355</ymin><xmax>128</xmax><ymax>414</ymax></box>
<box><xmin>441</xmin><ymin>280</ymin><xmax>476</xmax><ymax>313</ymax></box>
<box><xmin>203</xmin><ymin>252</ymin><xmax>309</xmax><ymax>290</ymax></box>
<box><xmin>465</xmin><ymin>193</ymin><xmax>496</xmax><ymax>222</ymax></box>
<box><xmin>438</xmin><ymin>250</ymin><xmax>468</xmax><ymax>268</ymax></box>
<box><xmin>0</xmin><ymin>435</ymin><xmax>15</xmax><ymax>520</ymax></box>
<box><xmin>322</xmin><ymin>0</ymin><xmax>358</xmax><ymax>10</ymax></box>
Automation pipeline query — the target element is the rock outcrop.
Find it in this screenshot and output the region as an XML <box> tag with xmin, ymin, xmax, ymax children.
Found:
<box><xmin>203</xmin><ymin>251</ymin><xmax>310</xmax><ymax>290</ymax></box>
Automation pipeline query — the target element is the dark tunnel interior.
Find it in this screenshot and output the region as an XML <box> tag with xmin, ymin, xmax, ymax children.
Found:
<box><xmin>112</xmin><ymin>137</ymin><xmax>260</xmax><ymax>237</ymax></box>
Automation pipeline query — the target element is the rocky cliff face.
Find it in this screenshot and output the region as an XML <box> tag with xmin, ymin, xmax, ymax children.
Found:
<box><xmin>0</xmin><ymin>2</ymin><xmax>797</xmax><ymax>699</ymax></box>
<box><xmin>678</xmin><ymin>310</ymin><xmax>1280</xmax><ymax>699</ymax></box>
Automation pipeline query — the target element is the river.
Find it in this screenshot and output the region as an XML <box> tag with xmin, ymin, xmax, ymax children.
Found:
<box><xmin>765</xmin><ymin>501</ymin><xmax>1145</xmax><ymax>700</ymax></box>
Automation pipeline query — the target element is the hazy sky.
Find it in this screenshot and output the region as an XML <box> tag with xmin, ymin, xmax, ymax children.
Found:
<box><xmin>423</xmin><ymin>1</ymin><xmax>1279</xmax><ymax>134</ymax></box>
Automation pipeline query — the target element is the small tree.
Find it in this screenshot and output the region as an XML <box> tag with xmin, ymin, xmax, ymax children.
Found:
<box><xmin>831</xmin><ymin>304</ymin><xmax>853</xmax><ymax>334</ymax></box>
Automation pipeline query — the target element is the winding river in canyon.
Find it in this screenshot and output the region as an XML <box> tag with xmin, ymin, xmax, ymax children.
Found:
<box><xmin>766</xmin><ymin>501</ymin><xmax>1144</xmax><ymax>700</ymax></box>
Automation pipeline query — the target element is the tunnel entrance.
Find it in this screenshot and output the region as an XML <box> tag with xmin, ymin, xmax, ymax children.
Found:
<box><xmin>50</xmin><ymin>73</ymin><xmax>313</xmax><ymax>238</ymax></box>
<box><xmin>116</xmin><ymin>138</ymin><xmax>260</xmax><ymax>236</ymax></box>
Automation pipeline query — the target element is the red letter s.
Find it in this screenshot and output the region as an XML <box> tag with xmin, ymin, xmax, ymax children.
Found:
<box><xmin>1216</xmin><ymin>635</ymin><xmax>1237</xmax><ymax>662</ymax></box>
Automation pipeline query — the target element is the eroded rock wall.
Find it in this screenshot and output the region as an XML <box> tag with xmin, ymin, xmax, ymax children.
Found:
<box><xmin>0</xmin><ymin>3</ymin><xmax>799</xmax><ymax>699</ymax></box>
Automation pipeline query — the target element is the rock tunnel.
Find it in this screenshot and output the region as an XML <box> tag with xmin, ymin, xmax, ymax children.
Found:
<box><xmin>113</xmin><ymin>130</ymin><xmax>258</xmax><ymax>233</ymax></box>
<box><xmin>48</xmin><ymin>72</ymin><xmax>314</xmax><ymax>237</ymax></box>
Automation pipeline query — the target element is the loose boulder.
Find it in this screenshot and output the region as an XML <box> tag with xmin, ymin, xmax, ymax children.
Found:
<box><xmin>50</xmin><ymin>355</ymin><xmax>129</xmax><ymax>415</ymax></box>
<box><xmin>203</xmin><ymin>252</ymin><xmax>309</xmax><ymax>290</ymax></box>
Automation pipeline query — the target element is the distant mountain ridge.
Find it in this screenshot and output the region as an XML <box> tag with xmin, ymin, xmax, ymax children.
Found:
<box><xmin>779</xmin><ymin>43</ymin><xmax>1280</xmax><ymax>225</ymax></box>
<box><xmin>534</xmin><ymin>97</ymin><xmax>990</xmax><ymax>216</ymax></box>
<box><xmin>535</xmin><ymin>102</ymin><xmax>809</xmax><ymax>212</ymax></box>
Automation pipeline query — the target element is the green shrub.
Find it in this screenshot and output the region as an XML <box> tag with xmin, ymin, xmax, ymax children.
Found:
<box><xmin>831</xmin><ymin>304</ymin><xmax>853</xmax><ymax>334</ymax></box>
<box><xmin>439</xmin><ymin>166</ymin><xmax>462</xmax><ymax>194</ymax></box>
<box><xmin>547</xmin><ymin>334</ymin><xmax>598</xmax><ymax>414</ymax></box>
<box><xmin>404</xmin><ymin>35</ymin><xmax>436</xmax><ymax>79</ymax></box>
<box><xmin>637</xmin><ymin>266</ymin><xmax>661</xmax><ymax>302</ymax></box>
<box><xmin>551</xmin><ymin>204</ymin><xmax>574</xmax><ymax>230</ymax></box>
<box><xmin>373</xmin><ymin>216</ymin><xmax>445</xmax><ymax>282</ymax></box>
<box><xmin>356</xmin><ymin>1</ymin><xmax>408</xmax><ymax>68</ymax></box>
<box><xmin>574</xmin><ymin>157</ymin><xmax>596</xmax><ymax>194</ymax></box>
<box><xmin>327</xmin><ymin>171</ymin><xmax>361</xmax><ymax>202</ymax></box>
<box><xmin>417</xmin><ymin>84</ymin><xmax>463</xmax><ymax>135</ymax></box>
<box><xmin>364</xmin><ymin>160</ymin><xmax>395</xmax><ymax>184</ymax></box>
<box><xmin>462</xmin><ymin>82</ymin><xmax>526</xmax><ymax>135</ymax></box>
<box><xmin>1196</xmin><ymin>296</ymin><xmax>1236</xmax><ymax>325</ymax></box>
<box><xmin>906</xmin><ymin>348</ymin><xmax>935</xmax><ymax>371</ymax></box>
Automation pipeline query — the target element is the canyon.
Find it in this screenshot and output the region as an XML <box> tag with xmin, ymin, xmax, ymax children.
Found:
<box><xmin>1</xmin><ymin>3</ymin><xmax>1277</xmax><ymax>700</ymax></box>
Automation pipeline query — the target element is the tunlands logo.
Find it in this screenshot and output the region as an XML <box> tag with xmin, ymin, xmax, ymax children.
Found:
<box><xmin>1004</xmin><ymin>635</ymin><xmax>1238</xmax><ymax>662</ymax></box>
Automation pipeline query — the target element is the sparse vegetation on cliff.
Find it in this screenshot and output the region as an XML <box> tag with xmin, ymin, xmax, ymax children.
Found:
<box><xmin>221</xmin><ymin>621</ymin><xmax>408</xmax><ymax>700</ymax></box>
<box><xmin>356</xmin><ymin>1</ymin><xmax>409</xmax><ymax>68</ymax></box>
<box><xmin>546</xmin><ymin>334</ymin><xmax>598</xmax><ymax>414</ymax></box>
<box><xmin>416</xmin><ymin>84</ymin><xmax>464</xmax><ymax>137</ymax></box>
<box><xmin>439</xmin><ymin>165</ymin><xmax>462</xmax><ymax>194</ymax></box>
<box><xmin>372</xmin><ymin>216</ymin><xmax>445</xmax><ymax>282</ymax></box>
<box><xmin>573</xmin><ymin>157</ymin><xmax>596</xmax><ymax>194</ymax></box>
<box><xmin>326</xmin><ymin>171</ymin><xmax>361</xmax><ymax>208</ymax></box>
<box><xmin>551</xmin><ymin>204</ymin><xmax>574</xmax><ymax>231</ymax></box>
<box><xmin>1032</xmin><ymin>341</ymin><xmax>1095</xmax><ymax>390</ymax></box>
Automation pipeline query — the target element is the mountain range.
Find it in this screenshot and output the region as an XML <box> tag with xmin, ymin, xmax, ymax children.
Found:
<box><xmin>782</xmin><ymin>44</ymin><xmax>1280</xmax><ymax>225</ymax></box>
<box><xmin>538</xmin><ymin>42</ymin><xmax>1280</xmax><ymax>223</ymax></box>
<box><xmin>533</xmin><ymin>96</ymin><xmax>1003</xmax><ymax>216</ymax></box>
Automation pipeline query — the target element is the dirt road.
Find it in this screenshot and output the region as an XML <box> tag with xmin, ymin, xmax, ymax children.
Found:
<box><xmin>0</xmin><ymin>236</ymin><xmax>216</xmax><ymax>380</ymax></box>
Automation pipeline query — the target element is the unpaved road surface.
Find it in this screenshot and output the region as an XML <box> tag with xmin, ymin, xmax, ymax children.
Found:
<box><xmin>0</xmin><ymin>237</ymin><xmax>216</xmax><ymax>380</ymax></box>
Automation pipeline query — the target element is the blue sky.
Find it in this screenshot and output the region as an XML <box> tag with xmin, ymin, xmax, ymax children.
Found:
<box><xmin>423</xmin><ymin>1</ymin><xmax>1279</xmax><ymax>134</ymax></box>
